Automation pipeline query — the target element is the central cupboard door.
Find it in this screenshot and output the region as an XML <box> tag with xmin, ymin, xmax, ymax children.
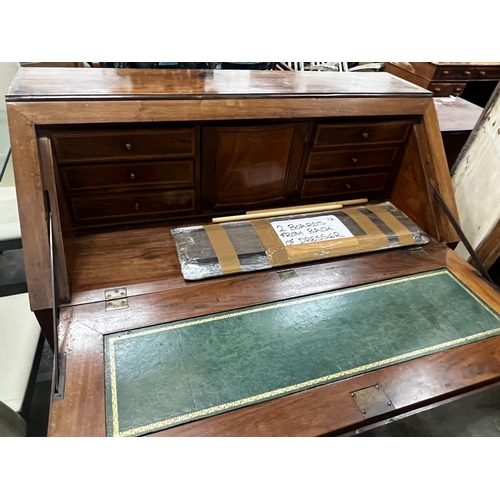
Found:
<box><xmin>201</xmin><ymin>123</ymin><xmax>308</xmax><ymax>209</ymax></box>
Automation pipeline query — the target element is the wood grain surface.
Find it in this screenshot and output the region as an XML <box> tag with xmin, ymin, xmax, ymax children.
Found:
<box><xmin>7</xmin><ymin>68</ymin><xmax>430</xmax><ymax>100</ymax></box>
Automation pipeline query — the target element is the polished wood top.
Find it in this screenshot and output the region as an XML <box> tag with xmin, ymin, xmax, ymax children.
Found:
<box><xmin>434</xmin><ymin>96</ymin><xmax>483</xmax><ymax>132</ymax></box>
<box><xmin>7</xmin><ymin>68</ymin><xmax>430</xmax><ymax>101</ymax></box>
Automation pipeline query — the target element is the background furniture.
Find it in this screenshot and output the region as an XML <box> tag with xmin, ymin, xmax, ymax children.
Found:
<box><xmin>433</xmin><ymin>96</ymin><xmax>483</xmax><ymax>169</ymax></box>
<box><xmin>385</xmin><ymin>62</ymin><xmax>500</xmax><ymax>107</ymax></box>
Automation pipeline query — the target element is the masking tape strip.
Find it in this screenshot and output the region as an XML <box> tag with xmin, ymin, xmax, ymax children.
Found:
<box><xmin>341</xmin><ymin>208</ymin><xmax>390</xmax><ymax>248</ymax></box>
<box><xmin>364</xmin><ymin>205</ymin><xmax>416</xmax><ymax>246</ymax></box>
<box><xmin>285</xmin><ymin>236</ymin><xmax>360</xmax><ymax>263</ymax></box>
<box><xmin>250</xmin><ymin>219</ymin><xmax>290</xmax><ymax>266</ymax></box>
<box><xmin>203</xmin><ymin>225</ymin><xmax>242</xmax><ymax>274</ymax></box>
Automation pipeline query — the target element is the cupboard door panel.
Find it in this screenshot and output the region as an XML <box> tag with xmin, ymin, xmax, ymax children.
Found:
<box><xmin>202</xmin><ymin>123</ymin><xmax>307</xmax><ymax>209</ymax></box>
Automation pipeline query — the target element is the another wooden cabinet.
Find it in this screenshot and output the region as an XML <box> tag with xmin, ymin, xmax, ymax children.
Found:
<box><xmin>385</xmin><ymin>62</ymin><xmax>500</xmax><ymax>98</ymax></box>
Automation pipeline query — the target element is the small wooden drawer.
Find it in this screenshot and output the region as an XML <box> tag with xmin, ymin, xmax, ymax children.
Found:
<box><xmin>70</xmin><ymin>189</ymin><xmax>195</xmax><ymax>221</ymax></box>
<box><xmin>301</xmin><ymin>172</ymin><xmax>389</xmax><ymax>199</ymax></box>
<box><xmin>53</xmin><ymin>129</ymin><xmax>195</xmax><ymax>164</ymax></box>
<box><xmin>473</xmin><ymin>66</ymin><xmax>500</xmax><ymax>80</ymax></box>
<box><xmin>428</xmin><ymin>82</ymin><xmax>466</xmax><ymax>96</ymax></box>
<box><xmin>306</xmin><ymin>147</ymin><xmax>398</xmax><ymax>175</ymax></box>
<box><xmin>60</xmin><ymin>160</ymin><xmax>194</xmax><ymax>193</ymax></box>
<box><xmin>312</xmin><ymin>121</ymin><xmax>411</xmax><ymax>148</ymax></box>
<box><xmin>434</xmin><ymin>66</ymin><xmax>476</xmax><ymax>80</ymax></box>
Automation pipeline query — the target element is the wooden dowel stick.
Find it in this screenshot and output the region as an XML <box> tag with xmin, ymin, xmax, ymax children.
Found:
<box><xmin>245</xmin><ymin>198</ymin><xmax>368</xmax><ymax>216</ymax></box>
<box><xmin>212</xmin><ymin>204</ymin><xmax>343</xmax><ymax>224</ymax></box>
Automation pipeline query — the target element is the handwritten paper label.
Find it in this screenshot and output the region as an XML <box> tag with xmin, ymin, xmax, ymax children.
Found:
<box><xmin>270</xmin><ymin>215</ymin><xmax>354</xmax><ymax>246</ymax></box>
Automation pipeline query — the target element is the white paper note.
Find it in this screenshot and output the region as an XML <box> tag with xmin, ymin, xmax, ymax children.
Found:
<box><xmin>270</xmin><ymin>215</ymin><xmax>354</xmax><ymax>247</ymax></box>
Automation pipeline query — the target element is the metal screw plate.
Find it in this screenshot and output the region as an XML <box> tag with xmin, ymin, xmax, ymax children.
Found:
<box><xmin>350</xmin><ymin>384</ymin><xmax>395</xmax><ymax>419</ymax></box>
<box><xmin>407</xmin><ymin>247</ymin><xmax>427</xmax><ymax>256</ymax></box>
<box><xmin>277</xmin><ymin>269</ymin><xmax>298</xmax><ymax>281</ymax></box>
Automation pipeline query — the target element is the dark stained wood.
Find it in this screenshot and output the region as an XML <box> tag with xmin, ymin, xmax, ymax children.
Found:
<box><xmin>306</xmin><ymin>147</ymin><xmax>398</xmax><ymax>174</ymax></box>
<box><xmin>428</xmin><ymin>82</ymin><xmax>466</xmax><ymax>97</ymax></box>
<box><xmin>475</xmin><ymin>219</ymin><xmax>500</xmax><ymax>270</ymax></box>
<box><xmin>64</xmin><ymin>241</ymin><xmax>448</xmax><ymax>335</ymax></box>
<box><xmin>69</xmin><ymin>189</ymin><xmax>196</xmax><ymax>224</ymax></box>
<box><xmin>6</xmin><ymin>106</ymin><xmax>52</xmax><ymax>311</ymax></box>
<box><xmin>48</xmin><ymin>321</ymin><xmax>105</xmax><ymax>437</ymax></box>
<box><xmin>62</xmin><ymin>228</ymin><xmax>446</xmax><ymax>307</ymax></box>
<box><xmin>38</xmin><ymin>137</ymin><xmax>72</xmax><ymax>303</ymax></box>
<box><xmin>385</xmin><ymin>62</ymin><xmax>500</xmax><ymax>98</ymax></box>
<box><xmin>389</xmin><ymin>105</ymin><xmax>460</xmax><ymax>245</ymax></box>
<box><xmin>390</xmin><ymin>125</ymin><xmax>435</xmax><ymax>235</ymax></box>
<box><xmin>420</xmin><ymin>103</ymin><xmax>460</xmax><ymax>242</ymax></box>
<box><xmin>7</xmin><ymin>69</ymin><xmax>430</xmax><ymax>101</ymax></box>
<box><xmin>34</xmin><ymin>309</ymin><xmax>54</xmax><ymax>350</ymax></box>
<box><xmin>446</xmin><ymin>249</ymin><xmax>500</xmax><ymax>310</ymax></box>
<box><xmin>433</xmin><ymin>96</ymin><xmax>483</xmax><ymax>169</ymax></box>
<box><xmin>52</xmin><ymin>128</ymin><xmax>195</xmax><ymax>163</ymax></box>
<box><xmin>301</xmin><ymin>172</ymin><xmax>389</xmax><ymax>199</ymax></box>
<box><xmin>312</xmin><ymin>120</ymin><xmax>411</xmax><ymax>148</ymax></box>
<box><xmin>10</xmin><ymin>98</ymin><xmax>432</xmax><ymax>128</ymax></box>
<box><xmin>60</xmin><ymin>159</ymin><xmax>195</xmax><ymax>193</ymax></box>
<box><xmin>434</xmin><ymin>97</ymin><xmax>483</xmax><ymax>133</ymax></box>
<box><xmin>201</xmin><ymin>123</ymin><xmax>307</xmax><ymax>209</ymax></box>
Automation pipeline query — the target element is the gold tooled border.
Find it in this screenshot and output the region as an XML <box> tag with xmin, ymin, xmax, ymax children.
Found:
<box><xmin>106</xmin><ymin>269</ymin><xmax>500</xmax><ymax>437</ymax></box>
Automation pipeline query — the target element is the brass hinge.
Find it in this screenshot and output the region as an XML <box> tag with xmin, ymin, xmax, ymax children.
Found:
<box><xmin>105</xmin><ymin>287</ymin><xmax>129</xmax><ymax>310</ymax></box>
<box><xmin>276</xmin><ymin>269</ymin><xmax>298</xmax><ymax>281</ymax></box>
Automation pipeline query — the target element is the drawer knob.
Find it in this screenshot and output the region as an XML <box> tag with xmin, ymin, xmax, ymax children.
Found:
<box><xmin>464</xmin><ymin>70</ymin><xmax>471</xmax><ymax>76</ymax></box>
<box><xmin>135</xmin><ymin>203</ymin><xmax>139</xmax><ymax>210</ymax></box>
<box><xmin>443</xmin><ymin>70</ymin><xmax>449</xmax><ymax>75</ymax></box>
<box><xmin>351</xmin><ymin>157</ymin><xmax>358</xmax><ymax>163</ymax></box>
<box><xmin>345</xmin><ymin>183</ymin><xmax>351</xmax><ymax>189</ymax></box>
<box><xmin>434</xmin><ymin>87</ymin><xmax>441</xmax><ymax>92</ymax></box>
<box><xmin>125</xmin><ymin>143</ymin><xmax>132</xmax><ymax>151</ymax></box>
<box><xmin>361</xmin><ymin>132</ymin><xmax>369</xmax><ymax>139</ymax></box>
<box><xmin>455</xmin><ymin>87</ymin><xmax>462</xmax><ymax>93</ymax></box>
<box><xmin>480</xmin><ymin>70</ymin><xmax>486</xmax><ymax>76</ymax></box>
<box><xmin>130</xmin><ymin>172</ymin><xmax>136</xmax><ymax>180</ymax></box>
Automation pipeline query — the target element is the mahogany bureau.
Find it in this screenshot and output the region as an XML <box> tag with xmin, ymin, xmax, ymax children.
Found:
<box><xmin>6</xmin><ymin>68</ymin><xmax>500</xmax><ymax>436</ymax></box>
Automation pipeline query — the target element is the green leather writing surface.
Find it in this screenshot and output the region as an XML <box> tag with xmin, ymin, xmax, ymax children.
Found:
<box><xmin>104</xmin><ymin>270</ymin><xmax>500</xmax><ymax>437</ymax></box>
